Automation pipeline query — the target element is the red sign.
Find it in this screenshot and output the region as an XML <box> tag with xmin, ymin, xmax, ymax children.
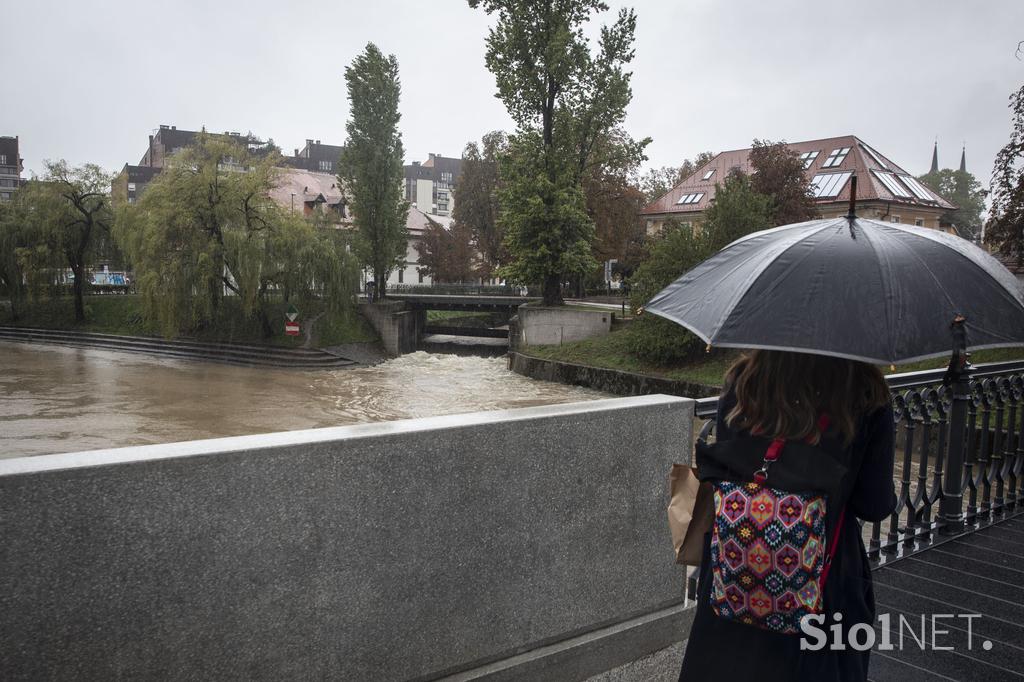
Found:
<box><xmin>285</xmin><ymin>321</ymin><xmax>300</xmax><ymax>336</ymax></box>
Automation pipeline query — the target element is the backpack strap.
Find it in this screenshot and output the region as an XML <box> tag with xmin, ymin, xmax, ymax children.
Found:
<box><xmin>819</xmin><ymin>505</ymin><xmax>846</xmax><ymax>592</ymax></box>
<box><xmin>752</xmin><ymin>414</ymin><xmax>831</xmax><ymax>484</ymax></box>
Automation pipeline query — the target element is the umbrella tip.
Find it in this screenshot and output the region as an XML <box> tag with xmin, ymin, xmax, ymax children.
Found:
<box><xmin>846</xmin><ymin>175</ymin><xmax>858</xmax><ymax>220</ymax></box>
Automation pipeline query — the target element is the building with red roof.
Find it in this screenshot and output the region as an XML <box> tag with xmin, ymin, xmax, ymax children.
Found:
<box><xmin>641</xmin><ymin>135</ymin><xmax>956</xmax><ymax>235</ymax></box>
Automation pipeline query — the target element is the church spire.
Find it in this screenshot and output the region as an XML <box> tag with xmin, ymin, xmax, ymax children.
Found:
<box><xmin>959</xmin><ymin>144</ymin><xmax>966</xmax><ymax>173</ymax></box>
<box><xmin>930</xmin><ymin>139</ymin><xmax>939</xmax><ymax>174</ymax></box>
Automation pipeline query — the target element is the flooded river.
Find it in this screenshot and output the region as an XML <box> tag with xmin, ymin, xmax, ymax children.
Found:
<box><xmin>0</xmin><ymin>342</ymin><xmax>608</xmax><ymax>458</ymax></box>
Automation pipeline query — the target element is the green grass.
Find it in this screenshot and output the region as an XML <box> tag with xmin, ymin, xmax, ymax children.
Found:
<box><xmin>522</xmin><ymin>328</ymin><xmax>1024</xmax><ymax>389</ymax></box>
<box><xmin>0</xmin><ymin>295</ymin><xmax>379</xmax><ymax>349</ymax></box>
<box><xmin>522</xmin><ymin>328</ymin><xmax>737</xmax><ymax>387</ymax></box>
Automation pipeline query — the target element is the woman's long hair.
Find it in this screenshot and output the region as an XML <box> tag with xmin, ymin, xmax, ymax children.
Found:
<box><xmin>724</xmin><ymin>350</ymin><xmax>890</xmax><ymax>446</ymax></box>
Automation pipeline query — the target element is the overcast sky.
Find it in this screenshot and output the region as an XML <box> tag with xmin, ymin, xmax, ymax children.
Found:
<box><xmin>3</xmin><ymin>1</ymin><xmax>1023</xmax><ymax>185</ymax></box>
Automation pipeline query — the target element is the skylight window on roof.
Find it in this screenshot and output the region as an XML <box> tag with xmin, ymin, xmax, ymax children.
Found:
<box><xmin>821</xmin><ymin>147</ymin><xmax>852</xmax><ymax>168</ymax></box>
<box><xmin>799</xmin><ymin>151</ymin><xmax>819</xmax><ymax>169</ymax></box>
<box><xmin>809</xmin><ymin>172</ymin><xmax>852</xmax><ymax>198</ymax></box>
<box><xmin>900</xmin><ymin>175</ymin><xmax>936</xmax><ymax>202</ymax></box>
<box><xmin>702</xmin><ymin>169</ymin><xmax>716</xmax><ymax>181</ymax></box>
<box><xmin>860</xmin><ymin>143</ymin><xmax>888</xmax><ymax>170</ymax></box>
<box><xmin>675</xmin><ymin>192</ymin><xmax>705</xmax><ymax>205</ymax></box>
<box><xmin>873</xmin><ymin>171</ymin><xmax>912</xmax><ymax>199</ymax></box>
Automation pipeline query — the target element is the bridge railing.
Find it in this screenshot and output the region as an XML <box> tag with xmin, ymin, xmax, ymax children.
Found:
<box><xmin>382</xmin><ymin>283</ymin><xmax>539</xmax><ymax>297</ymax></box>
<box><xmin>693</xmin><ymin>359</ymin><xmax>1024</xmax><ymax>569</ymax></box>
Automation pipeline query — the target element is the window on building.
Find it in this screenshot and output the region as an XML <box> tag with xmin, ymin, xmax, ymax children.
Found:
<box><xmin>418</xmin><ymin>271</ymin><xmax>425</xmax><ymax>284</ymax></box>
<box><xmin>0</xmin><ymin>155</ymin><xmax>6</xmax><ymax>164</ymax></box>
<box><xmin>398</xmin><ymin>268</ymin><xmax>404</xmax><ymax>284</ymax></box>
<box><xmin>799</xmin><ymin>151</ymin><xmax>819</xmax><ymax>169</ymax></box>
<box><xmin>821</xmin><ymin>147</ymin><xmax>851</xmax><ymax>168</ymax></box>
<box><xmin>675</xmin><ymin>192</ymin><xmax>705</xmax><ymax>205</ymax></box>
<box><xmin>319</xmin><ymin>160</ymin><xmax>333</xmax><ymax>172</ymax></box>
<box><xmin>915</xmin><ymin>218</ymin><xmax>924</xmax><ymax>227</ymax></box>
<box><xmin>860</xmin><ymin>143</ymin><xmax>888</xmax><ymax>170</ymax></box>
<box><xmin>890</xmin><ymin>216</ymin><xmax>901</xmax><ymax>224</ymax></box>
<box><xmin>900</xmin><ymin>175</ymin><xmax>936</xmax><ymax>202</ymax></box>
<box><xmin>0</xmin><ymin>192</ymin><xmax>11</xmax><ymax>201</ymax></box>
<box><xmin>0</xmin><ymin>179</ymin><xmax>16</xmax><ymax>187</ymax></box>
<box><xmin>809</xmin><ymin>172</ymin><xmax>852</xmax><ymax>198</ymax></box>
<box><xmin>701</xmin><ymin>169</ymin><xmax>715</xmax><ymax>181</ymax></box>
<box><xmin>128</xmin><ymin>197</ymin><xmax>136</xmax><ymax>204</ymax></box>
<box><xmin>872</xmin><ymin>171</ymin><xmax>912</xmax><ymax>199</ymax></box>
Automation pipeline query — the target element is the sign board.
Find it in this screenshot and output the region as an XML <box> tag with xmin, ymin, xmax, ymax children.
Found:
<box><xmin>286</xmin><ymin>304</ymin><xmax>299</xmax><ymax>323</ymax></box>
<box><xmin>285</xmin><ymin>321</ymin><xmax>300</xmax><ymax>336</ymax></box>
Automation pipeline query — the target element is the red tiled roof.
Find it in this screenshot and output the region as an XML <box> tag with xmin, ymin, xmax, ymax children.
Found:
<box><xmin>641</xmin><ymin>135</ymin><xmax>956</xmax><ymax>217</ymax></box>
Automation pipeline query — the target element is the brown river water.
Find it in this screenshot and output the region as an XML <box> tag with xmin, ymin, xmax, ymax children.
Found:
<box><xmin>0</xmin><ymin>342</ymin><xmax>609</xmax><ymax>458</ymax></box>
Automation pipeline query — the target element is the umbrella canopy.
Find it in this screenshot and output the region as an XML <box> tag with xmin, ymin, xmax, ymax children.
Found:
<box><xmin>643</xmin><ymin>217</ymin><xmax>1024</xmax><ymax>365</ymax></box>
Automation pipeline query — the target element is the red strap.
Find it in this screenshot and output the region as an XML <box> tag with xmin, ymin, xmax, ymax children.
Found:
<box><xmin>819</xmin><ymin>506</ymin><xmax>845</xmax><ymax>593</ymax></box>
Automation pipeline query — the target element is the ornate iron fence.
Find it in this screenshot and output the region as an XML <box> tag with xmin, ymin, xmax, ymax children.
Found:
<box><xmin>693</xmin><ymin>360</ymin><xmax>1024</xmax><ymax>567</ymax></box>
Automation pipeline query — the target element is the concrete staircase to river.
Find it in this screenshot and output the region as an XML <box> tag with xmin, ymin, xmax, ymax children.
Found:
<box><xmin>0</xmin><ymin>327</ymin><xmax>357</xmax><ymax>369</ymax></box>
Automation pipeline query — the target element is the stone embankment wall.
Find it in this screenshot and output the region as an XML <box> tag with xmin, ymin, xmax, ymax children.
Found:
<box><xmin>359</xmin><ymin>301</ymin><xmax>426</xmax><ymax>356</ymax></box>
<box><xmin>509</xmin><ymin>351</ymin><xmax>721</xmax><ymax>400</ymax></box>
<box><xmin>0</xmin><ymin>395</ymin><xmax>695</xmax><ymax>681</ymax></box>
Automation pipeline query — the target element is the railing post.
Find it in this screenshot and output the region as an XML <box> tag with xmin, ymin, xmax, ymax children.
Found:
<box><xmin>940</xmin><ymin>316</ymin><xmax>971</xmax><ymax>536</ymax></box>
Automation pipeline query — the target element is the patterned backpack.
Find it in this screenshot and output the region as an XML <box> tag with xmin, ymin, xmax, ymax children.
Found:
<box><xmin>705</xmin><ymin>415</ymin><xmax>845</xmax><ymax>635</ymax></box>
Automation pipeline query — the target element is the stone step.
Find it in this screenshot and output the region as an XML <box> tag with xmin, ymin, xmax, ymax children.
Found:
<box><xmin>0</xmin><ymin>327</ymin><xmax>356</xmax><ymax>369</ymax></box>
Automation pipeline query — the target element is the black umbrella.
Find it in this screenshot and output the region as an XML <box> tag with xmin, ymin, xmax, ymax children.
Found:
<box><xmin>643</xmin><ymin>215</ymin><xmax>1024</xmax><ymax>365</ymax></box>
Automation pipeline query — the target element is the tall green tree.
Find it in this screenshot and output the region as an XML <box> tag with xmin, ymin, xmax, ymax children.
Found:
<box><xmin>749</xmin><ymin>139</ymin><xmax>818</xmax><ymax>226</ymax></box>
<box><xmin>918</xmin><ymin>168</ymin><xmax>986</xmax><ymax>239</ymax></box>
<box><xmin>452</xmin><ymin>131</ymin><xmax>507</xmax><ymax>279</ymax></box>
<box><xmin>116</xmin><ymin>134</ymin><xmax>355</xmax><ymax>337</ymax></box>
<box><xmin>471</xmin><ymin>0</ymin><xmax>647</xmax><ymax>305</ymax></box>
<box><xmin>986</xmin><ymin>83</ymin><xmax>1024</xmax><ymax>265</ymax></box>
<box><xmin>338</xmin><ymin>43</ymin><xmax>409</xmax><ymax>301</ymax></box>
<box><xmin>17</xmin><ymin>161</ymin><xmax>113</xmax><ymax>322</ymax></box>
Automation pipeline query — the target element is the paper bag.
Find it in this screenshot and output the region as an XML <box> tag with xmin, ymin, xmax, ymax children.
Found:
<box><xmin>667</xmin><ymin>464</ymin><xmax>714</xmax><ymax>567</ymax></box>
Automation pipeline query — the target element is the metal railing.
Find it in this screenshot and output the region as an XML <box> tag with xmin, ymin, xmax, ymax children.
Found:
<box><xmin>693</xmin><ymin>360</ymin><xmax>1024</xmax><ymax>566</ymax></box>
<box><xmin>382</xmin><ymin>283</ymin><xmax>539</xmax><ymax>297</ymax></box>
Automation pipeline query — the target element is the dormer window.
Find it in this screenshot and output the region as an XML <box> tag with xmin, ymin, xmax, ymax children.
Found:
<box><xmin>799</xmin><ymin>151</ymin><xmax>819</xmax><ymax>169</ymax></box>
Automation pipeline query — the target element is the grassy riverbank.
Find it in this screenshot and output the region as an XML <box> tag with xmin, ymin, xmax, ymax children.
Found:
<box><xmin>522</xmin><ymin>326</ymin><xmax>1024</xmax><ymax>389</ymax></box>
<box><xmin>0</xmin><ymin>295</ymin><xmax>378</xmax><ymax>349</ymax></box>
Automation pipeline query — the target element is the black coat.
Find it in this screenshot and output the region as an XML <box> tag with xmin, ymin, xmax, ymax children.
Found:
<box><xmin>678</xmin><ymin>390</ymin><xmax>897</xmax><ymax>682</ymax></box>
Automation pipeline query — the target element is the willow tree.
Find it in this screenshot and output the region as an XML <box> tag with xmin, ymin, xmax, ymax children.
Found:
<box><xmin>338</xmin><ymin>43</ymin><xmax>408</xmax><ymax>301</ymax></box>
<box><xmin>115</xmin><ymin>134</ymin><xmax>356</xmax><ymax>337</ymax></box>
<box><xmin>16</xmin><ymin>162</ymin><xmax>113</xmax><ymax>322</ymax></box>
<box><xmin>470</xmin><ymin>0</ymin><xmax>647</xmax><ymax>305</ymax></box>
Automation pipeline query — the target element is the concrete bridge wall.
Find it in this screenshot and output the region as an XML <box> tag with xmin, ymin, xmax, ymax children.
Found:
<box><xmin>0</xmin><ymin>395</ymin><xmax>694</xmax><ymax>681</ymax></box>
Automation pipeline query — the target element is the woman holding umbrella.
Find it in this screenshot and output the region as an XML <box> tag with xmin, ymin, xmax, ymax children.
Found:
<box><xmin>675</xmin><ymin>349</ymin><xmax>896</xmax><ymax>680</ymax></box>
<box><xmin>645</xmin><ymin>187</ymin><xmax>1024</xmax><ymax>681</ymax></box>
